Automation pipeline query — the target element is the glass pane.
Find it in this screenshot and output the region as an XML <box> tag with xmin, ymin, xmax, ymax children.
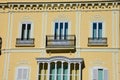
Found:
<box><xmin>54</xmin><ymin>23</ymin><xmax>58</xmax><ymax>39</ymax></box>
<box><xmin>98</xmin><ymin>23</ymin><xmax>102</xmax><ymax>38</ymax></box>
<box><xmin>60</xmin><ymin>23</ymin><xmax>63</xmax><ymax>39</ymax></box>
<box><xmin>98</xmin><ymin>69</ymin><xmax>103</xmax><ymax>80</ymax></box>
<box><xmin>98</xmin><ymin>29</ymin><xmax>102</xmax><ymax>39</ymax></box>
<box><xmin>27</xmin><ymin>24</ymin><xmax>31</xmax><ymax>40</ymax></box>
<box><xmin>50</xmin><ymin>63</ymin><xmax>55</xmax><ymax>80</ymax></box>
<box><xmin>63</xmin><ymin>63</ymin><xmax>68</xmax><ymax>80</ymax></box>
<box><xmin>98</xmin><ymin>23</ymin><xmax>102</xmax><ymax>29</ymax></box>
<box><xmin>93</xmin><ymin>23</ymin><xmax>97</xmax><ymax>38</ymax></box>
<box><xmin>57</xmin><ymin>62</ymin><xmax>61</xmax><ymax>80</ymax></box>
<box><xmin>21</xmin><ymin>24</ymin><xmax>26</xmax><ymax>40</ymax></box>
<box><xmin>64</xmin><ymin>22</ymin><xmax>68</xmax><ymax>39</ymax></box>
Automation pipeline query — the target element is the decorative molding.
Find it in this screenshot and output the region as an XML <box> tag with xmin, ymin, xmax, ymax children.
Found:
<box><xmin>36</xmin><ymin>56</ymin><xmax>84</xmax><ymax>63</ymax></box>
<box><xmin>16</xmin><ymin>60</ymin><xmax>30</xmax><ymax>66</ymax></box>
<box><xmin>1</xmin><ymin>48</ymin><xmax>120</xmax><ymax>53</ymax></box>
<box><xmin>91</xmin><ymin>59</ymin><xmax>104</xmax><ymax>66</ymax></box>
<box><xmin>0</xmin><ymin>1</ymin><xmax>119</xmax><ymax>12</ymax></box>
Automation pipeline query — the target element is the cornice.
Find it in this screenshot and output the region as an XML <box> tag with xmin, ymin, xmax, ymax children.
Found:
<box><xmin>0</xmin><ymin>1</ymin><xmax>120</xmax><ymax>12</ymax></box>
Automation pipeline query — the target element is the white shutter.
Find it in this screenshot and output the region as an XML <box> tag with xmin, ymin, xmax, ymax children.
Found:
<box><xmin>93</xmin><ymin>69</ymin><xmax>98</xmax><ymax>80</ymax></box>
<box><xmin>17</xmin><ymin>68</ymin><xmax>22</xmax><ymax>80</ymax></box>
<box><xmin>104</xmin><ymin>69</ymin><xmax>108</xmax><ymax>80</ymax></box>
<box><xmin>23</xmin><ymin>68</ymin><xmax>28</xmax><ymax>80</ymax></box>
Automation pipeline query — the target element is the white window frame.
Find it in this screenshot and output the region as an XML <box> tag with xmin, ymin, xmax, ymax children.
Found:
<box><xmin>52</xmin><ymin>20</ymin><xmax>71</xmax><ymax>36</ymax></box>
<box><xmin>19</xmin><ymin>21</ymin><xmax>33</xmax><ymax>39</ymax></box>
<box><xmin>15</xmin><ymin>66</ymin><xmax>30</xmax><ymax>80</ymax></box>
<box><xmin>91</xmin><ymin>67</ymin><xmax>108</xmax><ymax>80</ymax></box>
<box><xmin>90</xmin><ymin>21</ymin><xmax>105</xmax><ymax>38</ymax></box>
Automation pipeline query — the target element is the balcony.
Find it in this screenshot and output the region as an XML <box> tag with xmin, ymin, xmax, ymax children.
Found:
<box><xmin>88</xmin><ymin>37</ymin><xmax>108</xmax><ymax>46</ymax></box>
<box><xmin>46</xmin><ymin>35</ymin><xmax>76</xmax><ymax>53</ymax></box>
<box><xmin>16</xmin><ymin>38</ymin><xmax>35</xmax><ymax>47</ymax></box>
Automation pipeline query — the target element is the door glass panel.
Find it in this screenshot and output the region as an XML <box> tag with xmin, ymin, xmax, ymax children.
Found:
<box><xmin>63</xmin><ymin>63</ymin><xmax>68</xmax><ymax>80</ymax></box>
<box><xmin>60</xmin><ymin>23</ymin><xmax>63</xmax><ymax>39</ymax></box>
<box><xmin>21</xmin><ymin>24</ymin><xmax>26</xmax><ymax>40</ymax></box>
<box><xmin>57</xmin><ymin>62</ymin><xmax>61</xmax><ymax>80</ymax></box>
<box><xmin>27</xmin><ymin>24</ymin><xmax>31</xmax><ymax>40</ymax></box>
<box><xmin>98</xmin><ymin>23</ymin><xmax>102</xmax><ymax>39</ymax></box>
<box><xmin>98</xmin><ymin>69</ymin><xmax>103</xmax><ymax>80</ymax></box>
<box><xmin>64</xmin><ymin>22</ymin><xmax>68</xmax><ymax>39</ymax></box>
<box><xmin>50</xmin><ymin>63</ymin><xmax>55</xmax><ymax>80</ymax></box>
<box><xmin>54</xmin><ymin>23</ymin><xmax>58</xmax><ymax>39</ymax></box>
<box><xmin>93</xmin><ymin>23</ymin><xmax>97</xmax><ymax>39</ymax></box>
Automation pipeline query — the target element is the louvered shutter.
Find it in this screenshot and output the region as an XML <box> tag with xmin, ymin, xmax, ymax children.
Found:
<box><xmin>104</xmin><ymin>69</ymin><xmax>108</xmax><ymax>80</ymax></box>
<box><xmin>93</xmin><ymin>69</ymin><xmax>98</xmax><ymax>80</ymax></box>
<box><xmin>23</xmin><ymin>68</ymin><xmax>29</xmax><ymax>80</ymax></box>
<box><xmin>17</xmin><ymin>68</ymin><xmax>22</xmax><ymax>80</ymax></box>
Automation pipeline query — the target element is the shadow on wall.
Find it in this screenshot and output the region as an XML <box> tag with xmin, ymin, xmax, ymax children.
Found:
<box><xmin>0</xmin><ymin>37</ymin><xmax>2</xmax><ymax>55</ymax></box>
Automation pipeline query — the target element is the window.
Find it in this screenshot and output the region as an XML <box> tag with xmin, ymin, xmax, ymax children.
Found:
<box><xmin>21</xmin><ymin>23</ymin><xmax>32</xmax><ymax>40</ymax></box>
<box><xmin>16</xmin><ymin>22</ymin><xmax>34</xmax><ymax>47</ymax></box>
<box><xmin>92</xmin><ymin>67</ymin><xmax>108</xmax><ymax>80</ymax></box>
<box><xmin>16</xmin><ymin>67</ymin><xmax>29</xmax><ymax>80</ymax></box>
<box><xmin>50</xmin><ymin>62</ymin><xmax>68</xmax><ymax>80</ymax></box>
<box><xmin>92</xmin><ymin>22</ymin><xmax>103</xmax><ymax>39</ymax></box>
<box><xmin>37</xmin><ymin>57</ymin><xmax>83</xmax><ymax>80</ymax></box>
<box><xmin>54</xmin><ymin>22</ymin><xmax>68</xmax><ymax>39</ymax></box>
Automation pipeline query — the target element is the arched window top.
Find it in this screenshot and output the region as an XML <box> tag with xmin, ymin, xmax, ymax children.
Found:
<box><xmin>91</xmin><ymin>14</ymin><xmax>104</xmax><ymax>22</ymax></box>
<box><xmin>36</xmin><ymin>56</ymin><xmax>83</xmax><ymax>63</ymax></box>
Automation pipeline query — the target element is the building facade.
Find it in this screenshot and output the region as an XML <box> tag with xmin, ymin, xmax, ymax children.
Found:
<box><xmin>0</xmin><ymin>0</ymin><xmax>120</xmax><ymax>80</ymax></box>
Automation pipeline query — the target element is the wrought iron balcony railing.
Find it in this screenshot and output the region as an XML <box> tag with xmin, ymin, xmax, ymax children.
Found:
<box><xmin>16</xmin><ymin>38</ymin><xmax>35</xmax><ymax>47</ymax></box>
<box><xmin>88</xmin><ymin>37</ymin><xmax>108</xmax><ymax>46</ymax></box>
<box><xmin>46</xmin><ymin>35</ymin><xmax>76</xmax><ymax>52</ymax></box>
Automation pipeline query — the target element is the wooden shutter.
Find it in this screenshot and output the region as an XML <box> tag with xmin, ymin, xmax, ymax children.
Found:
<box><xmin>104</xmin><ymin>69</ymin><xmax>108</xmax><ymax>80</ymax></box>
<box><xmin>17</xmin><ymin>68</ymin><xmax>22</xmax><ymax>80</ymax></box>
<box><xmin>93</xmin><ymin>69</ymin><xmax>98</xmax><ymax>80</ymax></box>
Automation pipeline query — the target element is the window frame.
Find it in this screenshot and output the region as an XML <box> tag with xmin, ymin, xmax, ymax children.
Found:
<box><xmin>90</xmin><ymin>21</ymin><xmax>105</xmax><ymax>38</ymax></box>
<box><xmin>15</xmin><ymin>66</ymin><xmax>30</xmax><ymax>80</ymax></box>
<box><xmin>52</xmin><ymin>20</ymin><xmax>71</xmax><ymax>37</ymax></box>
<box><xmin>19</xmin><ymin>21</ymin><xmax>33</xmax><ymax>39</ymax></box>
<box><xmin>91</xmin><ymin>67</ymin><xmax>108</xmax><ymax>80</ymax></box>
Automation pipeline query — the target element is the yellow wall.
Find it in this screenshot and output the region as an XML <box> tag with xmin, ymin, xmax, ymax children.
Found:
<box><xmin>0</xmin><ymin>1</ymin><xmax>120</xmax><ymax>80</ymax></box>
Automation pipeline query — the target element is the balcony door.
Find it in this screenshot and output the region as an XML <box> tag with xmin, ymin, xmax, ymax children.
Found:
<box><xmin>54</xmin><ymin>22</ymin><xmax>68</xmax><ymax>40</ymax></box>
<box><xmin>21</xmin><ymin>23</ymin><xmax>31</xmax><ymax>40</ymax></box>
<box><xmin>92</xmin><ymin>22</ymin><xmax>102</xmax><ymax>39</ymax></box>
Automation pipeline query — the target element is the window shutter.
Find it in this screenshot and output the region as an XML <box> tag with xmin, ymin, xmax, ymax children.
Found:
<box><xmin>17</xmin><ymin>68</ymin><xmax>22</xmax><ymax>80</ymax></box>
<box><xmin>104</xmin><ymin>69</ymin><xmax>108</xmax><ymax>80</ymax></box>
<box><xmin>93</xmin><ymin>69</ymin><xmax>98</xmax><ymax>80</ymax></box>
<box><xmin>23</xmin><ymin>69</ymin><xmax>28</xmax><ymax>80</ymax></box>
